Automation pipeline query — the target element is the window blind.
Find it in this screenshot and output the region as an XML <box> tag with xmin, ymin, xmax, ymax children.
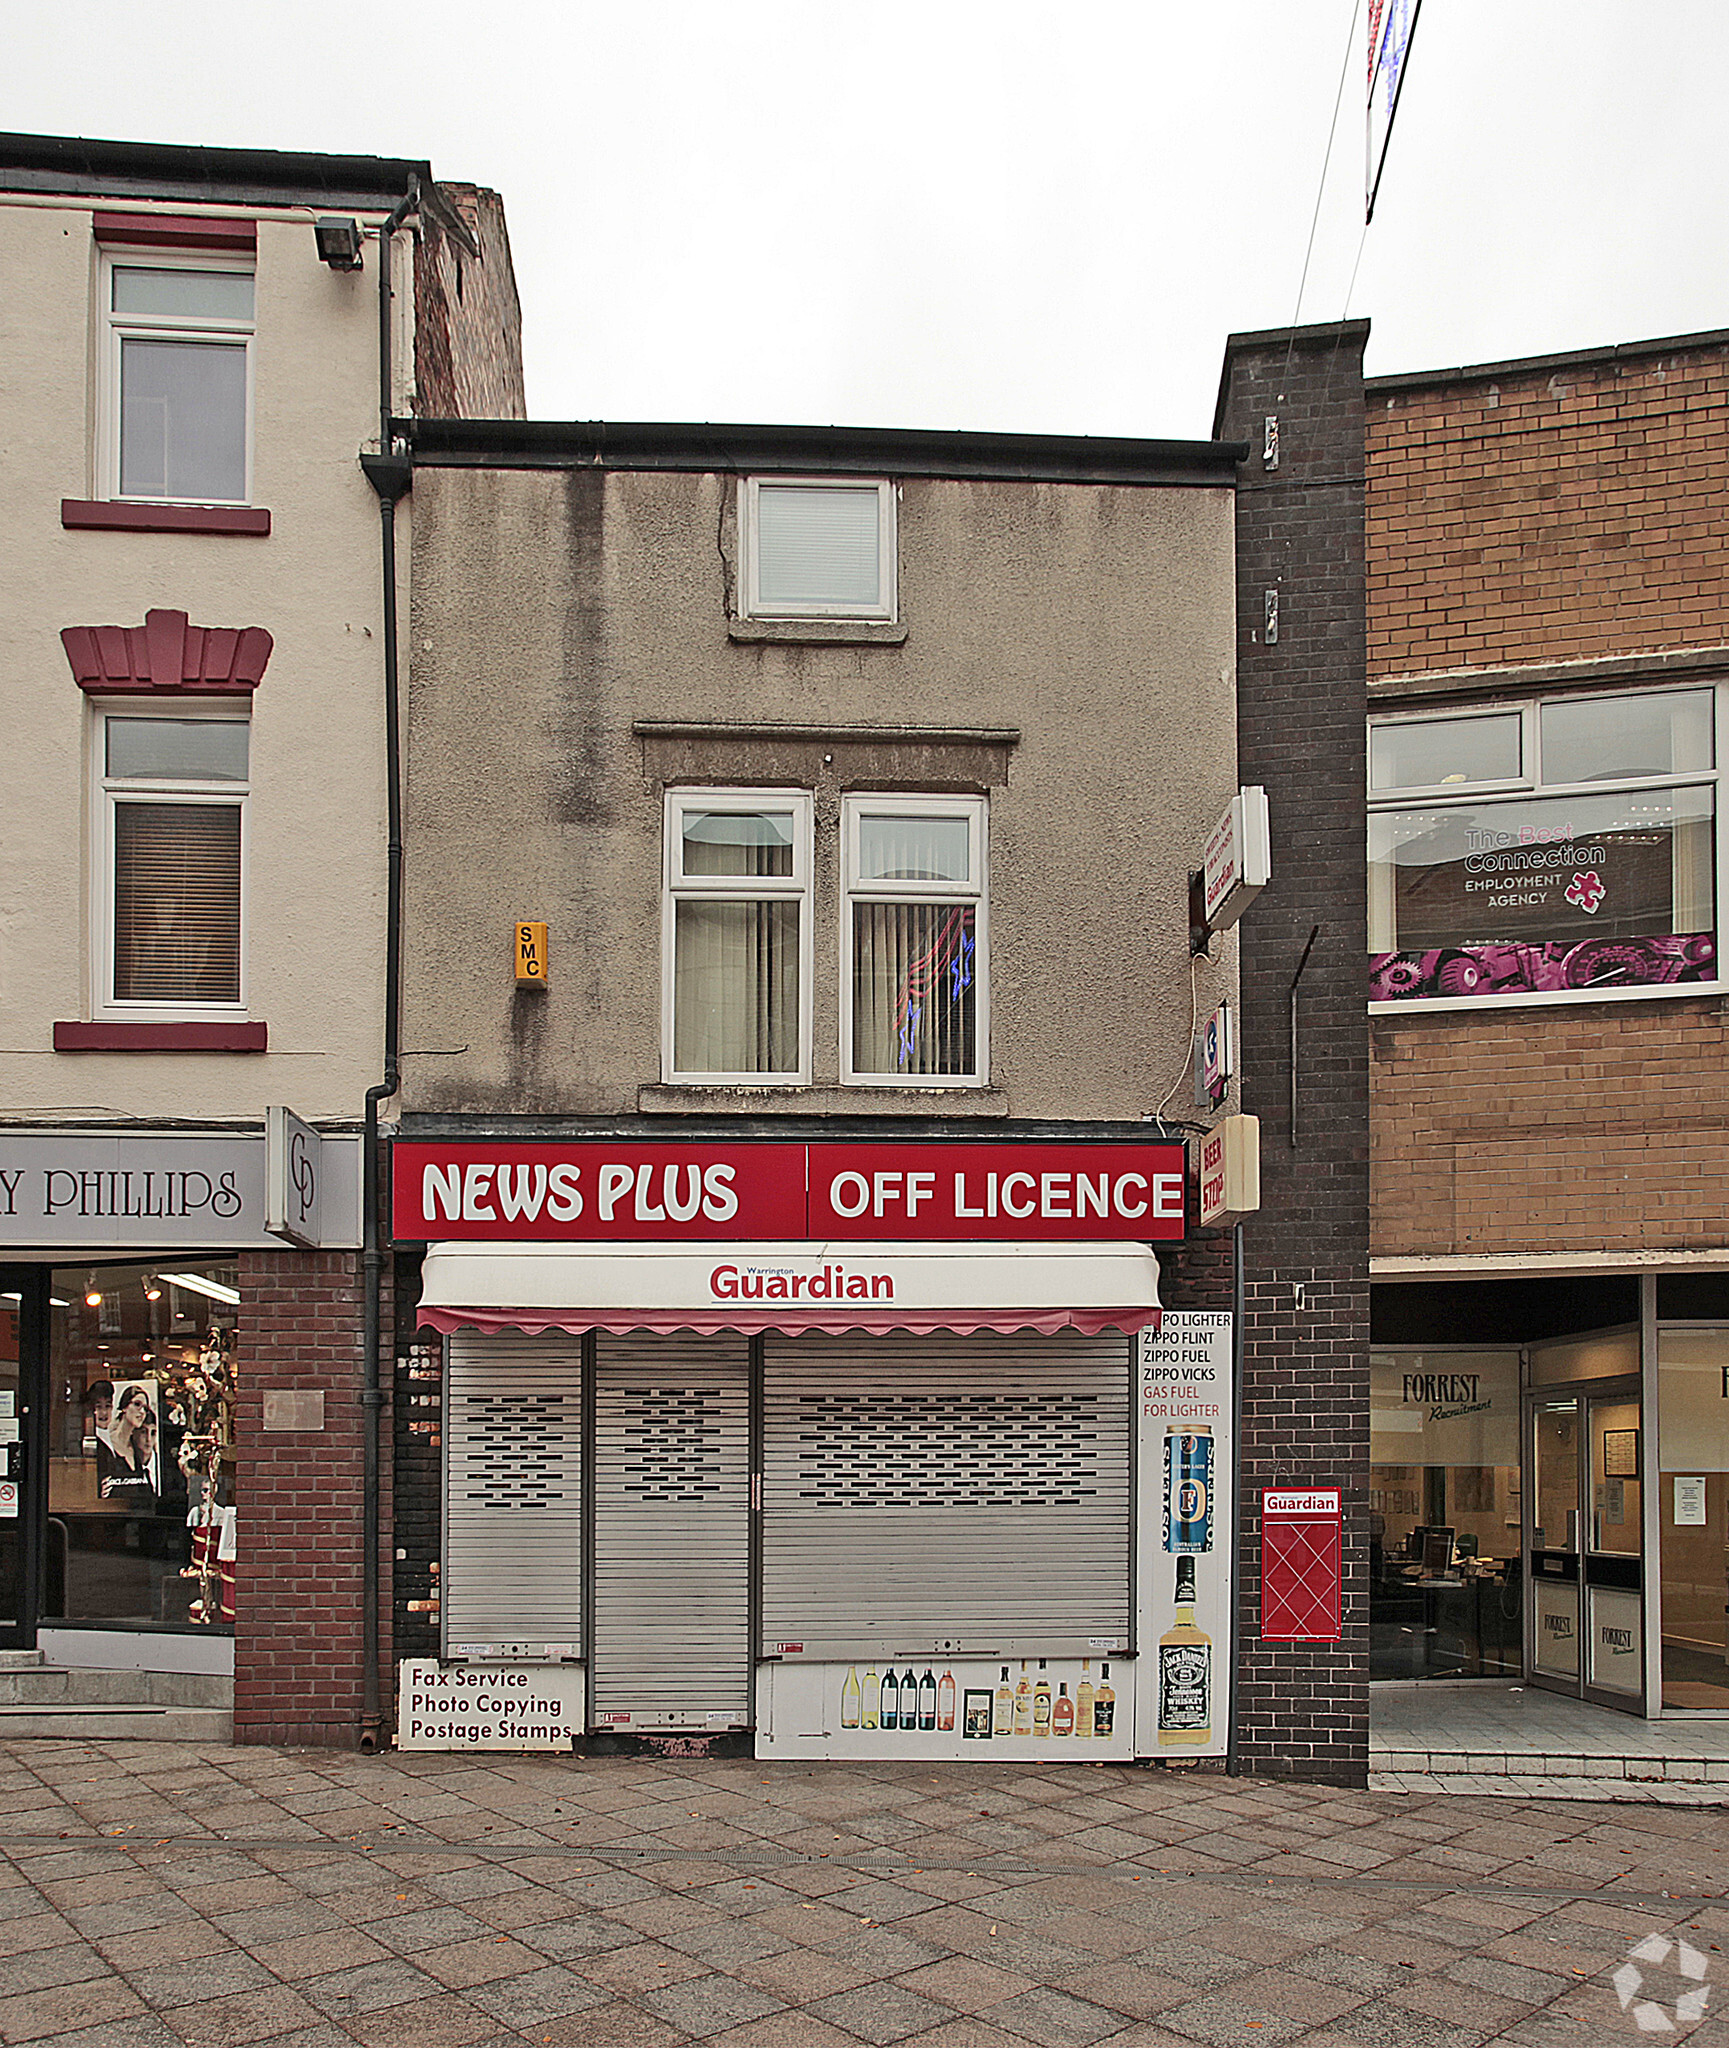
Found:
<box><xmin>113</xmin><ymin>802</ymin><xmax>240</xmax><ymax>1001</ymax></box>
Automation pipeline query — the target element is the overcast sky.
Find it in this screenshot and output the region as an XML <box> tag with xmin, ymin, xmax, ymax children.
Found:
<box><xmin>11</xmin><ymin>2</ymin><xmax>1726</xmax><ymax>438</ymax></box>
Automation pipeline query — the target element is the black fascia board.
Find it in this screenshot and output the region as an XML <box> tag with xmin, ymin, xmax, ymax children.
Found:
<box><xmin>401</xmin><ymin>416</ymin><xmax>1248</xmax><ymax>488</ymax></box>
<box><xmin>0</xmin><ymin>131</ymin><xmax>430</xmax><ymax>211</ymax></box>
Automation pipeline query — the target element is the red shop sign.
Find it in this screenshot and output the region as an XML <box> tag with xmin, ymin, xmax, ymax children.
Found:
<box><xmin>1260</xmin><ymin>1488</ymin><xmax>1343</xmax><ymax>1642</ymax></box>
<box><xmin>392</xmin><ymin>1140</ymin><xmax>1185</xmax><ymax>1244</ymax></box>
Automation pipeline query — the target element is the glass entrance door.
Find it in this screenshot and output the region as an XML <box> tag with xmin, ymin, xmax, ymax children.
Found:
<box><xmin>0</xmin><ymin>1268</ymin><xmax>48</xmax><ymax>1649</ymax></box>
<box><xmin>1525</xmin><ymin>1378</ymin><xmax>1645</xmax><ymax>1711</ymax></box>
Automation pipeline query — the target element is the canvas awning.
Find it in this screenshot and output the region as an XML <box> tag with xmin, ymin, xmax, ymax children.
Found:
<box><xmin>416</xmin><ymin>1239</ymin><xmax>1161</xmax><ymax>1340</ymax></box>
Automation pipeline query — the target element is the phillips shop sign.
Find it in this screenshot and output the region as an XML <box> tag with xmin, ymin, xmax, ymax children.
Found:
<box><xmin>393</xmin><ymin>1140</ymin><xmax>1187</xmax><ymax>1243</ymax></box>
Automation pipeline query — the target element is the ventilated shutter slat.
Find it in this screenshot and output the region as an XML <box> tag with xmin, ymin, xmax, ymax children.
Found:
<box><xmin>443</xmin><ymin>1331</ymin><xmax>583</xmax><ymax>1653</ymax></box>
<box><xmin>591</xmin><ymin>1334</ymin><xmax>751</xmax><ymax>1728</ymax></box>
<box><xmin>762</xmin><ymin>1331</ymin><xmax>1131</xmax><ymax>1659</ymax></box>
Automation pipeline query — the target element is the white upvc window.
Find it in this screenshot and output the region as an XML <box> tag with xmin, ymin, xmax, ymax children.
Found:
<box><xmin>94</xmin><ymin>708</ymin><xmax>250</xmax><ymax>1016</ymax></box>
<box><xmin>739</xmin><ymin>478</ymin><xmax>897</xmax><ymax>621</ymax></box>
<box><xmin>843</xmin><ymin>794</ymin><xmax>987</xmax><ymax>1085</ymax></box>
<box><xmin>1368</xmin><ymin>684</ymin><xmax>1722</xmax><ymax>1008</ymax></box>
<box><xmin>99</xmin><ymin>252</ymin><xmax>255</xmax><ymax>505</ymax></box>
<box><xmin>663</xmin><ymin>789</ymin><xmax>813</xmax><ymax>1083</ymax></box>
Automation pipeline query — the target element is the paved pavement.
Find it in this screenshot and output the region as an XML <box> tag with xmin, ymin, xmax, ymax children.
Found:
<box><xmin>0</xmin><ymin>1739</ymin><xmax>1725</xmax><ymax>2048</ymax></box>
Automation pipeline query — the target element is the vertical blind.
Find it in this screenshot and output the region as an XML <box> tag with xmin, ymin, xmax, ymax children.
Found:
<box><xmin>853</xmin><ymin>902</ymin><xmax>976</xmax><ymax>1075</ymax></box>
<box><xmin>675</xmin><ymin>900</ymin><xmax>799</xmax><ymax>1073</ymax></box>
<box><xmin>113</xmin><ymin>802</ymin><xmax>241</xmax><ymax>1002</ymax></box>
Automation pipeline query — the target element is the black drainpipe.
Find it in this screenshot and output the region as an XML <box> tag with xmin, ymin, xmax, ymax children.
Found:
<box><xmin>357</xmin><ymin>176</ymin><xmax>418</xmax><ymax>1754</ymax></box>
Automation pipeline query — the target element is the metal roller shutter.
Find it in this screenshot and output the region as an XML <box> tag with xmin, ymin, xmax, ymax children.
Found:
<box><xmin>591</xmin><ymin>1334</ymin><xmax>752</xmax><ymax>1728</ymax></box>
<box><xmin>762</xmin><ymin>1330</ymin><xmax>1131</xmax><ymax>1660</ymax></box>
<box><xmin>443</xmin><ymin>1330</ymin><xmax>584</xmax><ymax>1657</ymax></box>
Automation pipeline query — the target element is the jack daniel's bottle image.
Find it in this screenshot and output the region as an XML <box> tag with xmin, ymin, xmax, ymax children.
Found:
<box><xmin>1158</xmin><ymin>1556</ymin><xmax>1211</xmax><ymax>1745</ymax></box>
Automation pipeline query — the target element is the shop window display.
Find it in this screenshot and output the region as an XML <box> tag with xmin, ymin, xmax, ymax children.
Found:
<box><xmin>1657</xmin><ymin>1327</ymin><xmax>1729</xmax><ymax>1709</ymax></box>
<box><xmin>1370</xmin><ymin>1348</ymin><xmax>1522</xmax><ymax>1678</ymax></box>
<box><xmin>1369</xmin><ymin>687</ymin><xmax>1718</xmax><ymax>1003</ymax></box>
<box><xmin>47</xmin><ymin>1261</ymin><xmax>237</xmax><ymax>1628</ymax></box>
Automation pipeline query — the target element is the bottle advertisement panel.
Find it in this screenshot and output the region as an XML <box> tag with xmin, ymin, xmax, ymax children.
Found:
<box><xmin>1135</xmin><ymin>1311</ymin><xmax>1233</xmax><ymax>1759</ymax></box>
<box><xmin>755</xmin><ymin>1652</ymin><xmax>1135</xmax><ymax>1762</ymax></box>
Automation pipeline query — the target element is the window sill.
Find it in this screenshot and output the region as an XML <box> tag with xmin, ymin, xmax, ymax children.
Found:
<box><xmin>640</xmin><ymin>1083</ymin><xmax>1006</xmax><ymax>1116</ymax></box>
<box><xmin>54</xmin><ymin>1020</ymin><xmax>268</xmax><ymax>1052</ymax></box>
<box><xmin>728</xmin><ymin>617</ymin><xmax>907</xmax><ymax>647</ymax></box>
<box><xmin>62</xmin><ymin>500</ymin><xmax>271</xmax><ymax>538</ymax></box>
<box><xmin>1369</xmin><ymin>981</ymin><xmax>1723</xmax><ymax>1020</ymax></box>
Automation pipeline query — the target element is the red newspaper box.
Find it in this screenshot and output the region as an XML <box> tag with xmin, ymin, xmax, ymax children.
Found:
<box><xmin>1260</xmin><ymin>1488</ymin><xmax>1342</xmax><ymax>1641</ymax></box>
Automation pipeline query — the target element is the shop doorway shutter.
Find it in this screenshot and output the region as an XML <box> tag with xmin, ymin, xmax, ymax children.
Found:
<box><xmin>443</xmin><ymin>1331</ymin><xmax>584</xmax><ymax>1656</ymax></box>
<box><xmin>761</xmin><ymin>1331</ymin><xmax>1131</xmax><ymax>1660</ymax></box>
<box><xmin>590</xmin><ymin>1334</ymin><xmax>752</xmax><ymax>1728</ymax></box>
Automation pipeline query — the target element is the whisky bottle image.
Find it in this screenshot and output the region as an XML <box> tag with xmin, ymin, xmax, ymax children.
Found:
<box><xmin>863</xmin><ymin>1667</ymin><xmax>880</xmax><ymax>1730</ymax></box>
<box><xmin>1076</xmin><ymin>1659</ymin><xmax>1094</xmax><ymax>1738</ymax></box>
<box><xmin>1158</xmin><ymin>1556</ymin><xmax>1212</xmax><ymax>1746</ymax></box>
<box><xmin>1093</xmin><ymin>1662</ymin><xmax>1115</xmax><ymax>1738</ymax></box>
<box><xmin>841</xmin><ymin>1666</ymin><xmax>861</xmax><ymax>1730</ymax></box>
<box><xmin>993</xmin><ymin>1665</ymin><xmax>1013</xmax><ymax>1735</ymax></box>
<box><xmin>1013</xmin><ymin>1660</ymin><xmax>1033</xmax><ymax>1734</ymax></box>
<box><xmin>919</xmin><ymin>1669</ymin><xmax>937</xmax><ymax>1731</ymax></box>
<box><xmin>1052</xmin><ymin>1683</ymin><xmax>1074</xmax><ymax>1737</ymax></box>
<box><xmin>938</xmin><ymin>1669</ymin><xmax>957</xmax><ymax>1731</ymax></box>
<box><xmin>903</xmin><ymin>1671</ymin><xmax>920</xmax><ymax>1732</ymax></box>
<box><xmin>880</xmin><ymin>1667</ymin><xmax>898</xmax><ymax>1731</ymax></box>
<box><xmin>1033</xmin><ymin>1660</ymin><xmax>1052</xmax><ymax>1737</ymax></box>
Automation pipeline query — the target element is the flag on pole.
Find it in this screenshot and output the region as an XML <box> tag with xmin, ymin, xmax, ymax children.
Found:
<box><xmin>1367</xmin><ymin>0</ymin><xmax>1422</xmax><ymax>222</ymax></box>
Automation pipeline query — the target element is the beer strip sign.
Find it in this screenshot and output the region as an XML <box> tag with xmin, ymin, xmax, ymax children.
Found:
<box><xmin>393</xmin><ymin>1140</ymin><xmax>1186</xmax><ymax>1243</ymax></box>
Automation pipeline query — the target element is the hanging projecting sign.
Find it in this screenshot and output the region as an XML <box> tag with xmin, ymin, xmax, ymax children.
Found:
<box><xmin>1194</xmin><ymin>1114</ymin><xmax>1260</xmax><ymax>1228</ymax></box>
<box><xmin>392</xmin><ymin>1140</ymin><xmax>1187</xmax><ymax>1244</ymax></box>
<box><xmin>1201</xmin><ymin>786</ymin><xmax>1272</xmax><ymax>933</ymax></box>
<box><xmin>265</xmin><ymin>1106</ymin><xmax>322</xmax><ymax>1249</ymax></box>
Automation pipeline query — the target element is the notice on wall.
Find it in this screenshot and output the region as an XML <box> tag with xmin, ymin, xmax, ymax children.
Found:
<box><xmin>397</xmin><ymin>1659</ymin><xmax>585</xmax><ymax>1750</ymax></box>
<box><xmin>1136</xmin><ymin>1311</ymin><xmax>1233</xmax><ymax>1759</ymax></box>
<box><xmin>1674</xmin><ymin>1475</ymin><xmax>1708</xmax><ymax>1526</ymax></box>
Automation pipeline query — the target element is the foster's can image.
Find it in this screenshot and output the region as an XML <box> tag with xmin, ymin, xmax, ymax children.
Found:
<box><xmin>1164</xmin><ymin>1425</ymin><xmax>1213</xmax><ymax>1554</ymax></box>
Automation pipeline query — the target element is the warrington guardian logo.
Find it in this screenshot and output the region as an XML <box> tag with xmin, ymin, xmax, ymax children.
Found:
<box><xmin>1613</xmin><ymin>1933</ymin><xmax>1710</xmax><ymax>2034</ymax></box>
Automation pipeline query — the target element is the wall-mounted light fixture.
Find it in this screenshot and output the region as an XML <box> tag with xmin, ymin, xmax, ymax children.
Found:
<box><xmin>142</xmin><ymin>1274</ymin><xmax>163</xmax><ymax>1302</ymax></box>
<box><xmin>84</xmin><ymin>1272</ymin><xmax>103</xmax><ymax>1308</ymax></box>
<box><xmin>314</xmin><ymin>217</ymin><xmax>364</xmax><ymax>271</ymax></box>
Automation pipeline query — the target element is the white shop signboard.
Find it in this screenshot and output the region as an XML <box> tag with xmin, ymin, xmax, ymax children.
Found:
<box><xmin>0</xmin><ymin>1128</ymin><xmax>361</xmax><ymax>1251</ymax></box>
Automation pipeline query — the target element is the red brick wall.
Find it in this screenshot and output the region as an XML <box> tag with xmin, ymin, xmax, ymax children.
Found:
<box><xmin>1367</xmin><ymin>340</ymin><xmax>1729</xmax><ymax>678</ymax></box>
<box><xmin>1372</xmin><ymin>997</ymin><xmax>1729</xmax><ymax>1260</ymax></box>
<box><xmin>234</xmin><ymin>1248</ymin><xmax>391</xmax><ymax>1747</ymax></box>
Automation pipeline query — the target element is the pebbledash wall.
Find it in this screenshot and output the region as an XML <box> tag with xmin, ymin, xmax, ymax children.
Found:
<box><xmin>1366</xmin><ymin>331</ymin><xmax>1729</xmax><ymax>1263</ymax></box>
<box><xmin>1215</xmin><ymin>324</ymin><xmax>1373</xmax><ymax>1783</ymax></box>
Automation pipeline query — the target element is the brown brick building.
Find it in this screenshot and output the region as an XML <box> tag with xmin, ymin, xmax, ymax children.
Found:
<box><xmin>1364</xmin><ymin>330</ymin><xmax>1729</xmax><ymax>1720</ymax></box>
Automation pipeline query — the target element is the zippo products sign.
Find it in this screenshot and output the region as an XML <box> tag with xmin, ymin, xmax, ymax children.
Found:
<box><xmin>393</xmin><ymin>1141</ymin><xmax>1186</xmax><ymax>1243</ymax></box>
<box><xmin>1136</xmin><ymin>1311</ymin><xmax>1234</xmax><ymax>1759</ymax></box>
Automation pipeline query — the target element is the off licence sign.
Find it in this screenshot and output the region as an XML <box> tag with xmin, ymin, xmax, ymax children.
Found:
<box><xmin>393</xmin><ymin>1140</ymin><xmax>1186</xmax><ymax>1243</ymax></box>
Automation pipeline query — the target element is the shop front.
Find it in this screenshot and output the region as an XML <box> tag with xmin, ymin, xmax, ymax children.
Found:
<box><xmin>393</xmin><ymin>1138</ymin><xmax>1236</xmax><ymax>1762</ymax></box>
<box><xmin>1372</xmin><ymin>1274</ymin><xmax>1729</xmax><ymax>1718</ymax></box>
<box><xmin>0</xmin><ymin>1127</ymin><xmax>360</xmax><ymax>1670</ymax></box>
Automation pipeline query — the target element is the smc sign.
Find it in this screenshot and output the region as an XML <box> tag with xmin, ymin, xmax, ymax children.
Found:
<box><xmin>393</xmin><ymin>1141</ymin><xmax>1186</xmax><ymax>1244</ymax></box>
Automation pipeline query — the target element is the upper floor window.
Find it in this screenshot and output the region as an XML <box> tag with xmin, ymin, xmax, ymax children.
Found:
<box><xmin>740</xmin><ymin>479</ymin><xmax>897</xmax><ymax>621</ymax></box>
<box><xmin>102</xmin><ymin>256</ymin><xmax>254</xmax><ymax>505</ymax></box>
<box><xmin>1369</xmin><ymin>687</ymin><xmax>1719</xmax><ymax>1005</ymax></box>
<box><xmin>663</xmin><ymin>790</ymin><xmax>812</xmax><ymax>1082</ymax></box>
<box><xmin>98</xmin><ymin>710</ymin><xmax>249</xmax><ymax>1012</ymax></box>
<box><xmin>844</xmin><ymin>795</ymin><xmax>986</xmax><ymax>1084</ymax></box>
